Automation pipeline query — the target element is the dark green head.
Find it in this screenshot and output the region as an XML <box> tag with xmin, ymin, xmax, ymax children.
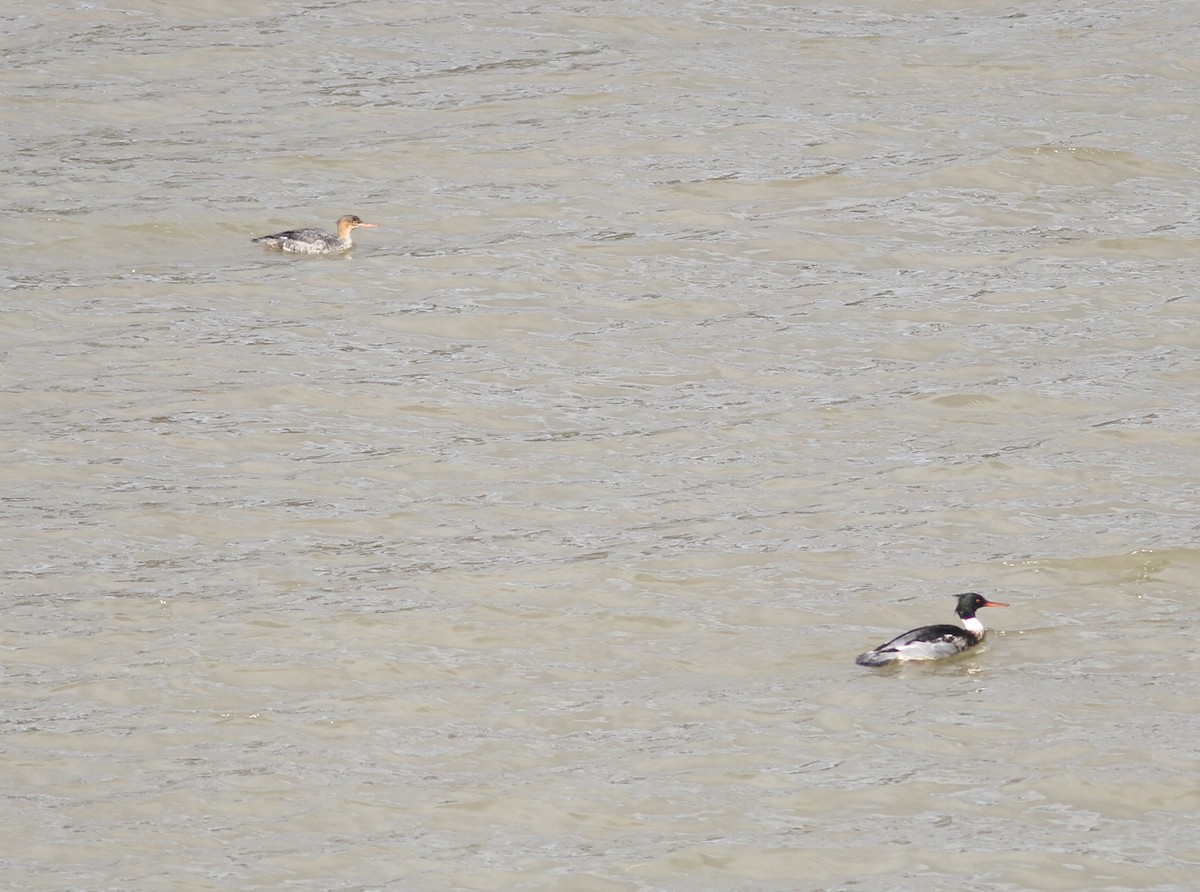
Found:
<box><xmin>954</xmin><ymin>592</ymin><xmax>1009</xmax><ymax>619</ymax></box>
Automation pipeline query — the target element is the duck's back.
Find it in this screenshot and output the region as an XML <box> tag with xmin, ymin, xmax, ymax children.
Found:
<box><xmin>855</xmin><ymin>623</ymin><xmax>977</xmax><ymax>666</ymax></box>
<box><xmin>252</xmin><ymin>227</ymin><xmax>343</xmax><ymax>254</ymax></box>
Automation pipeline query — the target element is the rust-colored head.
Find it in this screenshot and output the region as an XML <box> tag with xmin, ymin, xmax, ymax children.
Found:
<box><xmin>335</xmin><ymin>215</ymin><xmax>379</xmax><ymax>238</ymax></box>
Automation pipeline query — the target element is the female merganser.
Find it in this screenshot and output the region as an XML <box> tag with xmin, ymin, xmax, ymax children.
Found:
<box><xmin>855</xmin><ymin>592</ymin><xmax>1009</xmax><ymax>666</ymax></box>
<box><xmin>252</xmin><ymin>215</ymin><xmax>379</xmax><ymax>254</ymax></box>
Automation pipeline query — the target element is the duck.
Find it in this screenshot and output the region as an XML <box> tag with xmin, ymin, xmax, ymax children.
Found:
<box><xmin>252</xmin><ymin>215</ymin><xmax>379</xmax><ymax>254</ymax></box>
<box><xmin>855</xmin><ymin>592</ymin><xmax>1009</xmax><ymax>666</ymax></box>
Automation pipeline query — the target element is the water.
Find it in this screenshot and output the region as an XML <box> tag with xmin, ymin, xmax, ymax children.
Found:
<box><xmin>2</xmin><ymin>1</ymin><xmax>1199</xmax><ymax>889</ymax></box>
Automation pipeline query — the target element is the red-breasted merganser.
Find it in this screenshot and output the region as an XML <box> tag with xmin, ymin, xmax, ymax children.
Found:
<box><xmin>252</xmin><ymin>215</ymin><xmax>379</xmax><ymax>254</ymax></box>
<box><xmin>855</xmin><ymin>592</ymin><xmax>1009</xmax><ymax>666</ymax></box>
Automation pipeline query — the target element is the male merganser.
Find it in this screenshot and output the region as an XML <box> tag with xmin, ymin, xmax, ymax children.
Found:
<box><xmin>855</xmin><ymin>592</ymin><xmax>1009</xmax><ymax>666</ymax></box>
<box><xmin>252</xmin><ymin>215</ymin><xmax>379</xmax><ymax>254</ymax></box>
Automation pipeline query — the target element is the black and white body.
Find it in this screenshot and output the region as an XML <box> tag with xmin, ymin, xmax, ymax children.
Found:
<box><xmin>252</xmin><ymin>215</ymin><xmax>379</xmax><ymax>254</ymax></box>
<box><xmin>855</xmin><ymin>592</ymin><xmax>1009</xmax><ymax>667</ymax></box>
